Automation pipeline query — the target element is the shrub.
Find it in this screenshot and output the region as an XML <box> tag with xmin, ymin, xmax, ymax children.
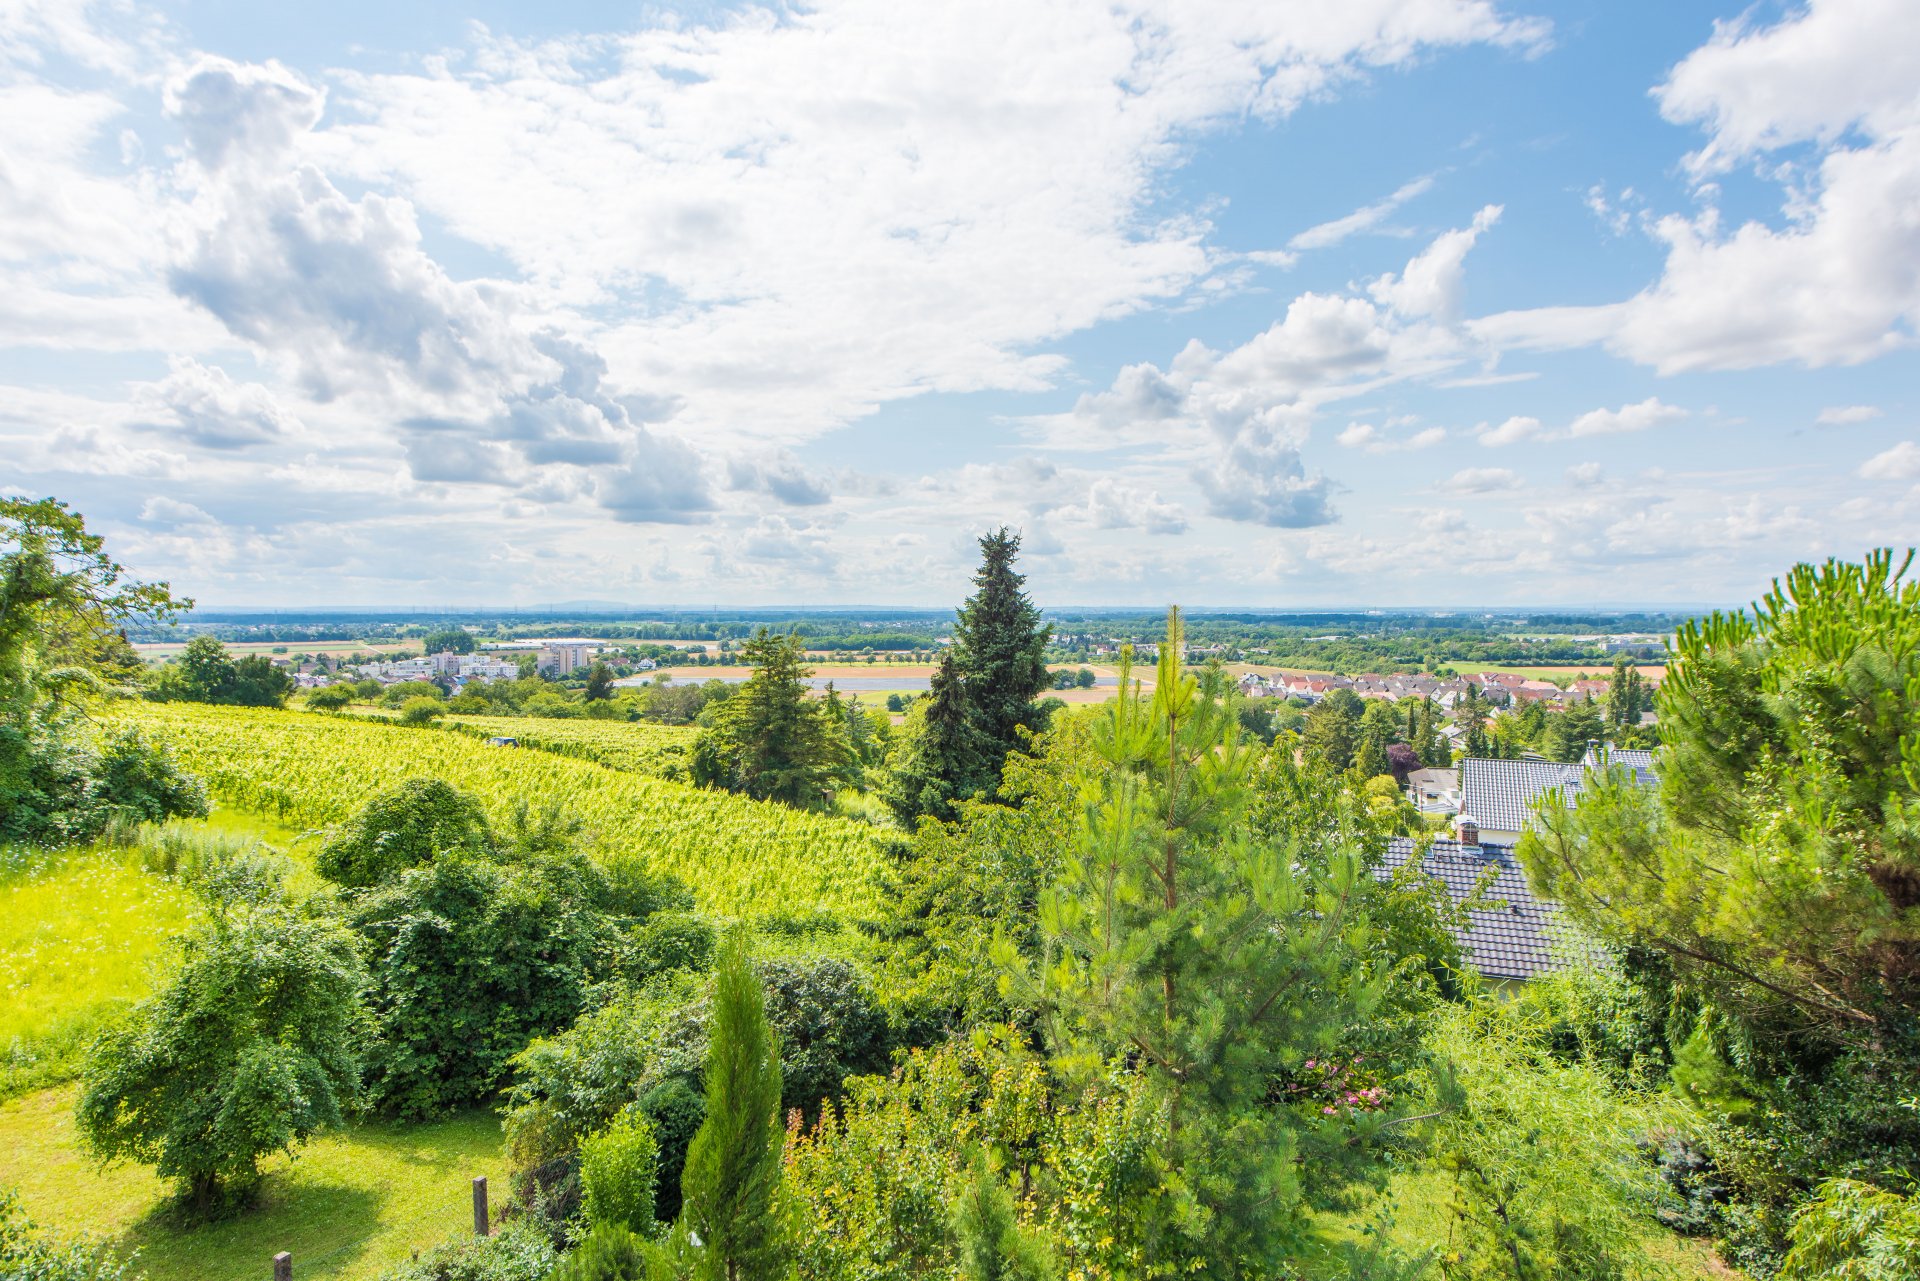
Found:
<box><xmin>350</xmin><ymin>852</ymin><xmax>616</xmax><ymax>1117</ymax></box>
<box><xmin>399</xmin><ymin>696</ymin><xmax>446</xmax><ymax>726</ymax></box>
<box><xmin>315</xmin><ymin>778</ymin><xmax>492</xmax><ymax>888</ymax></box>
<box><xmin>546</xmin><ymin>1223</ymin><xmax>646</xmax><ymax>1281</ymax></box>
<box><xmin>0</xmin><ymin>1188</ymin><xmax>141</xmax><ymax>1281</ymax></box>
<box><xmin>580</xmin><ymin>1111</ymin><xmax>660</xmax><ymax>1236</ymax></box>
<box><xmin>380</xmin><ymin>681</ymin><xmax>444</xmax><ymax>708</ymax></box>
<box><xmin>625</xmin><ymin>912</ymin><xmax>716</xmax><ymax>984</ymax></box>
<box><xmin>377</xmin><ymin>1217</ymin><xmax>557</xmax><ymax>1281</ymax></box>
<box><xmin>306</xmin><ymin>684</ymin><xmax>355</xmax><ymax>712</ymax></box>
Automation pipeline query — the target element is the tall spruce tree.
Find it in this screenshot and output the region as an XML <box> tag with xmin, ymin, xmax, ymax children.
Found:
<box><xmin>680</xmin><ymin>931</ymin><xmax>787</xmax><ymax>1281</ymax></box>
<box><xmin>952</xmin><ymin>528</ymin><xmax>1050</xmax><ymax>784</ymax></box>
<box><xmin>883</xmin><ymin>651</ymin><xmax>988</xmax><ymax>825</ymax></box>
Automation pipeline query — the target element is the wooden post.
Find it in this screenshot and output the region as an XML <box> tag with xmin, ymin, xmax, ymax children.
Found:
<box><xmin>472</xmin><ymin>1175</ymin><xmax>489</xmax><ymax>1237</ymax></box>
<box><xmin>273</xmin><ymin>1252</ymin><xmax>292</xmax><ymax>1281</ymax></box>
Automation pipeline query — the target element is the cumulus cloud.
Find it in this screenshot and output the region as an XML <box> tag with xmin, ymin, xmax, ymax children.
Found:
<box><xmin>1566</xmin><ymin>461</ymin><xmax>1604</xmax><ymax>485</ymax></box>
<box><xmin>1567</xmin><ymin>397</ymin><xmax>1688</xmax><ymax>437</ymax></box>
<box><xmin>1818</xmin><ymin>404</ymin><xmax>1882</xmax><ymax>425</ymax></box>
<box><xmin>139</xmin><ymin>496</ymin><xmax>215</xmax><ymax>525</ymax></box>
<box><xmin>1367</xmin><ymin>204</ymin><xmax>1501</xmax><ymax>322</ymax></box>
<box><xmin>136</xmin><ymin>355</ymin><xmax>300</xmax><ymax>448</ymax></box>
<box><xmin>1338</xmin><ymin>422</ymin><xmax>1445</xmax><ymax>452</ymax></box>
<box><xmin>1860</xmin><ymin>440</ymin><xmax>1920</xmax><ymax>481</ymax></box>
<box><xmin>1476</xmin><ymin>0</ymin><xmax>1920</xmax><ymax>373</ymax></box>
<box><xmin>1195</xmin><ymin>426</ymin><xmax>1339</xmax><ymax>528</ymax></box>
<box><xmin>160</xmin><ymin>54</ymin><xmax>715</xmax><ymax>521</ymax></box>
<box><xmin>1447</xmin><ymin>466</ymin><xmax>1522</xmax><ymax>493</ymax></box>
<box><xmin>727</xmin><ymin>451</ymin><xmax>833</xmax><ymax>506</ymax></box>
<box><xmin>1476</xmin><ymin>415</ymin><xmax>1541</xmax><ymax>446</ymax></box>
<box><xmin>1069</xmin><ymin>477</ymin><xmax>1189</xmax><ymax>535</ymax></box>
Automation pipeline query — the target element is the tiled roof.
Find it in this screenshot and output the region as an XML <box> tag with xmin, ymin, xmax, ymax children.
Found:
<box><xmin>1459</xmin><ymin>757</ymin><xmax>1585</xmax><ymax>833</ymax></box>
<box><xmin>1581</xmin><ymin>745</ymin><xmax>1659</xmax><ymax>787</ymax></box>
<box><xmin>1379</xmin><ymin>838</ymin><xmax>1575</xmax><ymax>982</ymax></box>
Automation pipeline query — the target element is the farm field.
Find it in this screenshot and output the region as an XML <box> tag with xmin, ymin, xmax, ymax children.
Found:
<box><xmin>443</xmin><ymin>714</ymin><xmax>698</xmax><ymax>778</ymax></box>
<box><xmin>115</xmin><ymin>701</ymin><xmax>886</xmax><ymax>918</ymax></box>
<box><xmin>0</xmin><ymin>1087</ymin><xmax>503</xmax><ymax>1281</ymax></box>
<box><xmin>134</xmin><ymin>639</ymin><xmax>418</xmax><ymax>663</ymax></box>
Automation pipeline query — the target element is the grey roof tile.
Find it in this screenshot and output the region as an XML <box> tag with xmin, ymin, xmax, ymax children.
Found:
<box><xmin>1379</xmin><ymin>837</ymin><xmax>1577</xmax><ymax>982</ymax></box>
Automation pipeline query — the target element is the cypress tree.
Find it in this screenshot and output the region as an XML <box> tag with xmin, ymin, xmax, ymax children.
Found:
<box><xmin>680</xmin><ymin>931</ymin><xmax>787</xmax><ymax>1281</ymax></box>
<box><xmin>952</xmin><ymin>528</ymin><xmax>1050</xmax><ymax>783</ymax></box>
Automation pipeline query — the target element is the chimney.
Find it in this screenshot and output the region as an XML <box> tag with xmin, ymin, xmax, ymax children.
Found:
<box><xmin>1456</xmin><ymin>814</ymin><xmax>1479</xmax><ymax>847</ymax></box>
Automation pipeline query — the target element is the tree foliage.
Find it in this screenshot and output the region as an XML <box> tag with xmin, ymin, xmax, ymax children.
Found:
<box><xmin>681</xmin><ymin>930</ymin><xmax>788</xmax><ymax>1281</ymax></box>
<box><xmin>315</xmin><ymin>776</ymin><xmax>492</xmax><ymax>888</ymax></box>
<box><xmin>76</xmin><ymin>903</ymin><xmax>367</xmax><ymax>1213</ymax></box>
<box><xmin>692</xmin><ymin>630</ymin><xmax>848</xmax><ymax>808</ymax></box>
<box><xmin>1006</xmin><ymin>608</ymin><xmax>1388</xmax><ymax>1274</ymax></box>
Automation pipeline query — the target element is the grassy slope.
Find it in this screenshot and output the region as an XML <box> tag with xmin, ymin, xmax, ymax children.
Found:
<box><xmin>0</xmin><ymin>1087</ymin><xmax>502</xmax><ymax>1281</ymax></box>
<box><xmin>0</xmin><ymin>848</ymin><xmax>198</xmax><ymax>1100</ymax></box>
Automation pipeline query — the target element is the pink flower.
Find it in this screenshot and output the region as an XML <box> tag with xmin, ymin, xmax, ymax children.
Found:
<box><xmin>1323</xmin><ymin>1106</ymin><xmax>1336</xmax><ymax>1115</ymax></box>
<box><xmin>1304</xmin><ymin>1060</ymin><xmax>1316</xmax><ymax>1070</ymax></box>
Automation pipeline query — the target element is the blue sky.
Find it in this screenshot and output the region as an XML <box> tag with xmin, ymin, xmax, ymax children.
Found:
<box><xmin>2</xmin><ymin>0</ymin><xmax>1916</xmax><ymax>608</ymax></box>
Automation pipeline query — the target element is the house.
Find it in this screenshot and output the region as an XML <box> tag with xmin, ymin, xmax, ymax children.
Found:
<box><xmin>1405</xmin><ymin>767</ymin><xmax>1461</xmax><ymax>815</ymax></box>
<box><xmin>1458</xmin><ymin>757</ymin><xmax>1588</xmax><ymax>843</ymax></box>
<box><xmin>1459</xmin><ymin>748</ymin><xmax>1661</xmax><ymax>843</ymax></box>
<box><xmin>1378</xmin><ymin>832</ymin><xmax>1578</xmax><ymax>984</ymax></box>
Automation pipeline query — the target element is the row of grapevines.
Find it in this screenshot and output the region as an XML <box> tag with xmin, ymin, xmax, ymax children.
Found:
<box><xmin>441</xmin><ymin>716</ymin><xmax>697</xmax><ymax>780</ymax></box>
<box><xmin>115</xmin><ymin>703</ymin><xmax>882</xmax><ymax>918</ymax></box>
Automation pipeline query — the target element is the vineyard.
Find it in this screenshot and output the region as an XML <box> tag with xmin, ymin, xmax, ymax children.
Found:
<box><xmin>114</xmin><ymin>703</ymin><xmax>885</xmax><ymax>918</ymax></box>
<box><xmin>440</xmin><ymin>715</ymin><xmax>698</xmax><ymax>779</ymax></box>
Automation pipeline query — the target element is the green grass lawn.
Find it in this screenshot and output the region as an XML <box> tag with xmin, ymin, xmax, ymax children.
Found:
<box><xmin>0</xmin><ymin>846</ymin><xmax>199</xmax><ymax>1100</ymax></box>
<box><xmin>0</xmin><ymin>1087</ymin><xmax>505</xmax><ymax>1281</ymax></box>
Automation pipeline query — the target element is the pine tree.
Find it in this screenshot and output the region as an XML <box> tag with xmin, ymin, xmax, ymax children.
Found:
<box><xmin>680</xmin><ymin>931</ymin><xmax>787</xmax><ymax>1281</ymax></box>
<box><xmin>691</xmin><ymin>630</ymin><xmax>847</xmax><ymax>808</ymax></box>
<box><xmin>584</xmin><ymin>661</ymin><xmax>616</xmax><ymax>701</ymax></box>
<box><xmin>952</xmin><ymin>528</ymin><xmax>1050</xmax><ymax>784</ymax></box>
<box><xmin>1010</xmin><ymin>607</ymin><xmax>1383</xmax><ymax>1273</ymax></box>
<box><xmin>1459</xmin><ymin>683</ymin><xmax>1489</xmax><ymax>757</ymax></box>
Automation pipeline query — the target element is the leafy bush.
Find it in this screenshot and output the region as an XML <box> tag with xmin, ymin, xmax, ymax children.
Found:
<box><xmin>376</xmin><ymin>1217</ymin><xmax>557</xmax><ymax>1281</ymax></box>
<box><xmin>0</xmin><ymin>718</ymin><xmax>207</xmax><ymax>846</ymax></box>
<box><xmin>1780</xmin><ymin>1177</ymin><xmax>1920</xmax><ymax>1280</ymax></box>
<box><xmin>380</xmin><ymin>681</ymin><xmax>444</xmax><ymax>708</ymax></box>
<box><xmin>349</xmin><ymin>851</ymin><xmax>617</xmax><ymax>1117</ymax></box>
<box><xmin>306</xmin><ymin>684</ymin><xmax>355</xmax><ymax>712</ymax></box>
<box><xmin>0</xmin><ymin>1188</ymin><xmax>141</xmax><ymax>1281</ymax></box>
<box><xmin>399</xmin><ymin>696</ymin><xmax>445</xmax><ymax>726</ymax></box>
<box><xmin>625</xmin><ymin>912</ymin><xmax>716</xmax><ymax>984</ymax></box>
<box><xmin>75</xmin><ymin>905</ymin><xmax>368</xmax><ymax>1214</ymax></box>
<box><xmin>315</xmin><ymin>777</ymin><xmax>492</xmax><ymax>888</ymax></box>
<box><xmin>580</xmin><ymin>1111</ymin><xmax>660</xmax><ymax>1235</ymax></box>
<box><xmin>757</xmin><ymin>957</ymin><xmax>889</xmax><ymax>1121</ymax></box>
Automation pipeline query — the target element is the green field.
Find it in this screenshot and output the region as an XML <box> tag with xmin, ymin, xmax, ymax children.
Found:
<box><xmin>0</xmin><ymin>1087</ymin><xmax>503</xmax><ymax>1281</ymax></box>
<box><xmin>442</xmin><ymin>715</ymin><xmax>698</xmax><ymax>779</ymax></box>
<box><xmin>117</xmin><ymin>701</ymin><xmax>886</xmax><ymax>918</ymax></box>
<box><xmin>0</xmin><ymin>846</ymin><xmax>199</xmax><ymax>1100</ymax></box>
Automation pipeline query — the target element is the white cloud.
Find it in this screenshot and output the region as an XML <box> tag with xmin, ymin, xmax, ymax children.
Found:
<box><xmin>1289</xmin><ymin>174</ymin><xmax>1436</xmax><ymax>251</ymax></box>
<box><xmin>1860</xmin><ymin>440</ymin><xmax>1920</xmax><ymax>481</ymax></box>
<box><xmin>1818</xmin><ymin>404</ymin><xmax>1882</xmax><ymax>425</ymax></box>
<box><xmin>1476</xmin><ymin>414</ymin><xmax>1541</xmax><ymax>446</ymax></box>
<box><xmin>1447</xmin><ymin>466</ymin><xmax>1522</xmax><ymax>493</ymax></box>
<box><xmin>1476</xmin><ymin>0</ymin><xmax>1920</xmax><ymax>373</ymax></box>
<box><xmin>136</xmin><ymin>356</ymin><xmax>301</xmax><ymax>449</ymax></box>
<box><xmin>1070</xmin><ymin>477</ymin><xmax>1189</xmax><ymax>535</ymax></box>
<box><xmin>1567</xmin><ymin>397</ymin><xmax>1688</xmax><ymax>437</ymax></box>
<box><xmin>1367</xmin><ymin>203</ymin><xmax>1501</xmax><ymax>322</ymax></box>
<box><xmin>1338</xmin><ymin>421</ymin><xmax>1445</xmax><ymax>452</ymax></box>
<box><xmin>1566</xmin><ymin>461</ymin><xmax>1604</xmax><ymax>485</ymax></box>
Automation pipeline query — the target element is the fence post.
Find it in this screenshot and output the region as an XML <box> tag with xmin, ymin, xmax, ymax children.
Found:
<box><xmin>472</xmin><ymin>1175</ymin><xmax>490</xmax><ymax>1237</ymax></box>
<box><xmin>273</xmin><ymin>1252</ymin><xmax>292</xmax><ymax>1281</ymax></box>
